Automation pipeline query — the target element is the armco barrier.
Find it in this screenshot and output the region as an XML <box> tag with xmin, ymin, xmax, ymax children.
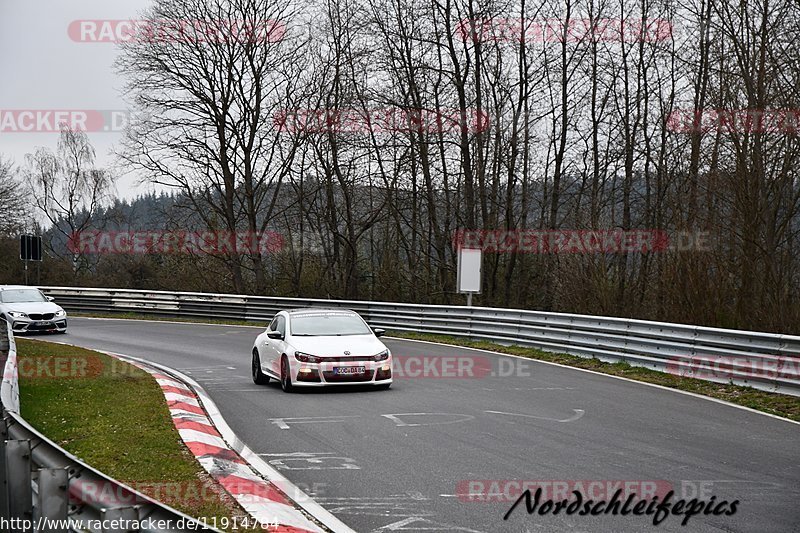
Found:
<box><xmin>0</xmin><ymin>319</ymin><xmax>222</xmax><ymax>533</ymax></box>
<box><xmin>37</xmin><ymin>286</ymin><xmax>800</xmax><ymax>397</ymax></box>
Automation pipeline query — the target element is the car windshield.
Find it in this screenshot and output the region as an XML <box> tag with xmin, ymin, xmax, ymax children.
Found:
<box><xmin>0</xmin><ymin>289</ymin><xmax>47</xmax><ymax>303</ymax></box>
<box><xmin>290</xmin><ymin>313</ymin><xmax>371</xmax><ymax>336</ymax></box>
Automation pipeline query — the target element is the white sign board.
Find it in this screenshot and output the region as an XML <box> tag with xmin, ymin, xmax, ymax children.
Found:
<box><xmin>457</xmin><ymin>248</ymin><xmax>482</xmax><ymax>293</ymax></box>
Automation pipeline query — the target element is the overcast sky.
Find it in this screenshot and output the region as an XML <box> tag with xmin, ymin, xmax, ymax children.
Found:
<box><xmin>0</xmin><ymin>0</ymin><xmax>158</xmax><ymax>200</ymax></box>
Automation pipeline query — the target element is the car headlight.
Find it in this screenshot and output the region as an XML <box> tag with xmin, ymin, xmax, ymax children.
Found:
<box><xmin>295</xmin><ymin>352</ymin><xmax>322</xmax><ymax>364</ymax></box>
<box><xmin>54</xmin><ymin>310</ymin><xmax>66</xmax><ymax>317</ymax></box>
<box><xmin>7</xmin><ymin>311</ymin><xmax>28</xmax><ymax>318</ymax></box>
<box><xmin>373</xmin><ymin>350</ymin><xmax>390</xmax><ymax>362</ymax></box>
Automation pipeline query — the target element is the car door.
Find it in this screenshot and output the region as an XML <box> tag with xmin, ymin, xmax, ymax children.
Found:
<box><xmin>260</xmin><ymin>315</ymin><xmax>280</xmax><ymax>376</ymax></box>
<box><xmin>263</xmin><ymin>314</ymin><xmax>287</xmax><ymax>376</ymax></box>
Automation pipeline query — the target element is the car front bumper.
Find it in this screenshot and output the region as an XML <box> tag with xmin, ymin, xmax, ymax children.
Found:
<box><xmin>290</xmin><ymin>358</ymin><xmax>392</xmax><ymax>387</ymax></box>
<box><xmin>10</xmin><ymin>317</ymin><xmax>67</xmax><ymax>334</ymax></box>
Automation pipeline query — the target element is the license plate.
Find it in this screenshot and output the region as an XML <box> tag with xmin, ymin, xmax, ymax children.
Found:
<box><xmin>35</xmin><ymin>321</ymin><xmax>49</xmax><ymax>326</ymax></box>
<box><xmin>333</xmin><ymin>366</ymin><xmax>365</xmax><ymax>375</ymax></box>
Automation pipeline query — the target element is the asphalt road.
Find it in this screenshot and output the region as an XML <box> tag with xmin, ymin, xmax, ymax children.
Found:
<box><xmin>54</xmin><ymin>317</ymin><xmax>799</xmax><ymax>533</ymax></box>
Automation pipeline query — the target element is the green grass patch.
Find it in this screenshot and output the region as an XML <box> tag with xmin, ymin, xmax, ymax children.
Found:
<box><xmin>16</xmin><ymin>338</ymin><xmax>246</xmax><ymax>529</ymax></box>
<box><xmin>388</xmin><ymin>331</ymin><xmax>800</xmax><ymax>422</ymax></box>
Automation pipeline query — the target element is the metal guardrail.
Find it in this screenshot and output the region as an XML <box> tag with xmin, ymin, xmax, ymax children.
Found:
<box><xmin>37</xmin><ymin>286</ymin><xmax>800</xmax><ymax>397</ymax></box>
<box><xmin>0</xmin><ymin>319</ymin><xmax>220</xmax><ymax>532</ymax></box>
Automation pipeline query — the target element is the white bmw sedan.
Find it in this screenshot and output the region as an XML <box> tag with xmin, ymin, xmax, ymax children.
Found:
<box><xmin>0</xmin><ymin>286</ymin><xmax>68</xmax><ymax>334</ymax></box>
<box><xmin>252</xmin><ymin>308</ymin><xmax>392</xmax><ymax>392</ymax></box>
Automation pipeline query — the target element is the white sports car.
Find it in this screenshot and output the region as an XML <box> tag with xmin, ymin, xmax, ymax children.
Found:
<box><xmin>252</xmin><ymin>308</ymin><xmax>392</xmax><ymax>391</ymax></box>
<box><xmin>0</xmin><ymin>286</ymin><xmax>68</xmax><ymax>334</ymax></box>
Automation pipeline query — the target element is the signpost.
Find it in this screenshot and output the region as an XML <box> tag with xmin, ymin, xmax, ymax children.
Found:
<box><xmin>19</xmin><ymin>235</ymin><xmax>42</xmax><ymax>285</ymax></box>
<box><xmin>456</xmin><ymin>247</ymin><xmax>482</xmax><ymax>306</ymax></box>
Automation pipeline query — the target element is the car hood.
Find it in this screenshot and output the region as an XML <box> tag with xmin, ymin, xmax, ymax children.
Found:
<box><xmin>1</xmin><ymin>301</ymin><xmax>63</xmax><ymax>314</ymax></box>
<box><xmin>289</xmin><ymin>334</ymin><xmax>386</xmax><ymax>358</ymax></box>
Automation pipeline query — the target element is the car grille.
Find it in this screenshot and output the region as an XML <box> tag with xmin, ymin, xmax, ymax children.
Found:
<box><xmin>322</xmin><ymin>355</ymin><xmax>376</xmax><ymax>363</ymax></box>
<box><xmin>322</xmin><ymin>370</ymin><xmax>375</xmax><ymax>382</ymax></box>
<box><xmin>26</xmin><ymin>321</ymin><xmax>65</xmax><ymax>331</ymax></box>
<box><xmin>28</xmin><ymin>313</ymin><xmax>55</xmax><ymax>320</ymax></box>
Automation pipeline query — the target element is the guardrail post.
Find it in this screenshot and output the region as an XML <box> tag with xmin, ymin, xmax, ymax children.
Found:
<box><xmin>38</xmin><ymin>468</ymin><xmax>68</xmax><ymax>531</ymax></box>
<box><xmin>0</xmin><ymin>418</ymin><xmax>7</xmax><ymax>520</ymax></box>
<box><xmin>101</xmin><ymin>507</ymin><xmax>138</xmax><ymax>532</ymax></box>
<box><xmin>6</xmin><ymin>439</ymin><xmax>33</xmax><ymax>532</ymax></box>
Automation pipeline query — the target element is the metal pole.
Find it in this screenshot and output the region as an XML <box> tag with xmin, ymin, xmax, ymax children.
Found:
<box><xmin>466</xmin><ymin>293</ymin><xmax>473</xmax><ymax>307</ymax></box>
<box><xmin>6</xmin><ymin>439</ymin><xmax>33</xmax><ymax>532</ymax></box>
<box><xmin>38</xmin><ymin>468</ymin><xmax>68</xmax><ymax>532</ymax></box>
<box><xmin>0</xmin><ymin>418</ymin><xmax>8</xmax><ymax>520</ymax></box>
<box><xmin>101</xmin><ymin>507</ymin><xmax>138</xmax><ymax>532</ymax></box>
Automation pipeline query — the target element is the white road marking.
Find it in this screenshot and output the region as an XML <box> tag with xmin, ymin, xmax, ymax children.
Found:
<box><xmin>269</xmin><ymin>415</ymin><xmax>361</xmax><ymax>429</ymax></box>
<box><xmin>269</xmin><ymin>456</ymin><xmax>361</xmax><ymax>470</ymax></box>
<box><xmin>485</xmin><ymin>409</ymin><xmax>585</xmax><ymax>423</ymax></box>
<box><xmin>257</xmin><ymin>451</ymin><xmax>360</xmax><ymax>470</ymax></box>
<box><xmin>372</xmin><ymin>517</ymin><xmax>487</xmax><ymax>532</ymax></box>
<box><xmin>381</xmin><ymin>413</ymin><xmax>475</xmax><ymax>427</ymax></box>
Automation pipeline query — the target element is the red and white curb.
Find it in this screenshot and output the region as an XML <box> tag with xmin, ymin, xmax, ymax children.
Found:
<box><xmin>111</xmin><ymin>355</ymin><xmax>335</xmax><ymax>533</ymax></box>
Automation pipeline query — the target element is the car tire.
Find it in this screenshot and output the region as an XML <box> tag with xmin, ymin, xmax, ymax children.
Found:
<box><xmin>280</xmin><ymin>355</ymin><xmax>294</xmax><ymax>393</ymax></box>
<box><xmin>252</xmin><ymin>350</ymin><xmax>269</xmax><ymax>385</ymax></box>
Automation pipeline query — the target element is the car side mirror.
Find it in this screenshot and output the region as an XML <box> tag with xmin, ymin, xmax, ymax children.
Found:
<box><xmin>46</xmin><ymin>296</ymin><xmax>55</xmax><ymax>302</ymax></box>
<box><xmin>373</xmin><ymin>328</ymin><xmax>385</xmax><ymax>337</ymax></box>
<box><xmin>267</xmin><ymin>330</ymin><xmax>284</xmax><ymax>340</ymax></box>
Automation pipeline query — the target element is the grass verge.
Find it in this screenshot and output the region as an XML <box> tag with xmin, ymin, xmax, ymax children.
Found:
<box><xmin>66</xmin><ymin>311</ymin><xmax>800</xmax><ymax>422</ymax></box>
<box><xmin>16</xmin><ymin>338</ymin><xmax>247</xmax><ymax>530</ymax></box>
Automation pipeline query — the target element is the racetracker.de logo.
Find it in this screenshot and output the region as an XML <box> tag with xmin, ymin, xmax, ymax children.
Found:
<box><xmin>456</xmin><ymin>18</ymin><xmax>673</xmax><ymax>43</ymax></box>
<box><xmin>0</xmin><ymin>110</ymin><xmax>129</xmax><ymax>133</ymax></box>
<box><xmin>391</xmin><ymin>355</ymin><xmax>531</xmax><ymax>378</ymax></box>
<box><xmin>68</xmin><ymin>19</ymin><xmax>286</xmax><ymax>43</ymax></box>
<box><xmin>9</xmin><ymin>355</ymin><xmax>138</xmax><ymax>380</ymax></box>
<box><xmin>68</xmin><ymin>479</ymin><xmax>289</xmax><ymax>506</ymax></box>
<box><xmin>68</xmin><ymin>230</ymin><xmax>284</xmax><ymax>255</ymax></box>
<box><xmin>274</xmin><ymin>107</ymin><xmax>490</xmax><ymax>134</ymax></box>
<box><xmin>452</xmin><ymin>229</ymin><xmax>700</xmax><ymax>253</ymax></box>
<box><xmin>457</xmin><ymin>480</ymin><xmax>673</xmax><ymax>502</ymax></box>
<box><xmin>666</xmin><ymin>355</ymin><xmax>799</xmax><ymax>381</ymax></box>
<box><xmin>667</xmin><ymin>109</ymin><xmax>800</xmax><ymax>134</ymax></box>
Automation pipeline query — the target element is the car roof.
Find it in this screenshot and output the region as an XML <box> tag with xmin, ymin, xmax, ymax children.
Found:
<box><xmin>0</xmin><ymin>285</ymin><xmax>40</xmax><ymax>291</ymax></box>
<box><xmin>285</xmin><ymin>307</ymin><xmax>356</xmax><ymax>315</ymax></box>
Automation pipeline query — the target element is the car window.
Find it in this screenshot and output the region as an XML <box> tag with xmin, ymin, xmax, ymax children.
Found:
<box><xmin>0</xmin><ymin>289</ymin><xmax>48</xmax><ymax>303</ymax></box>
<box><xmin>276</xmin><ymin>315</ymin><xmax>286</xmax><ymax>336</ymax></box>
<box><xmin>290</xmin><ymin>312</ymin><xmax>371</xmax><ymax>336</ymax></box>
<box><xmin>268</xmin><ymin>316</ymin><xmax>278</xmax><ymax>331</ymax></box>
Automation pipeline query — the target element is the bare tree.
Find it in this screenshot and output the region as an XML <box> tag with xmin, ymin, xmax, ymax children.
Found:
<box><xmin>0</xmin><ymin>157</ymin><xmax>28</xmax><ymax>236</ymax></box>
<box><xmin>24</xmin><ymin>126</ymin><xmax>113</xmax><ymax>274</ymax></box>
<box><xmin>118</xmin><ymin>0</ymin><xmax>305</xmax><ymax>294</ymax></box>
